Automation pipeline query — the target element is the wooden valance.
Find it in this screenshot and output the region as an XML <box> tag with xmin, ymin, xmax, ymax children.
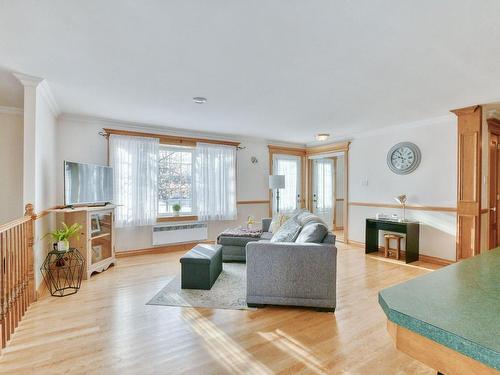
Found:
<box><xmin>305</xmin><ymin>141</ymin><xmax>350</xmax><ymax>156</ymax></box>
<box><xmin>103</xmin><ymin>128</ymin><xmax>240</xmax><ymax>147</ymax></box>
<box><xmin>268</xmin><ymin>141</ymin><xmax>350</xmax><ymax>157</ymax></box>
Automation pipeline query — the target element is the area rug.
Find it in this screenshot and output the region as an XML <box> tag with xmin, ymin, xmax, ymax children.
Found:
<box><xmin>147</xmin><ymin>263</ymin><xmax>254</xmax><ymax>310</ymax></box>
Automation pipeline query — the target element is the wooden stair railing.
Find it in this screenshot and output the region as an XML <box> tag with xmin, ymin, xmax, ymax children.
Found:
<box><xmin>0</xmin><ymin>204</ymin><xmax>36</xmax><ymax>352</ymax></box>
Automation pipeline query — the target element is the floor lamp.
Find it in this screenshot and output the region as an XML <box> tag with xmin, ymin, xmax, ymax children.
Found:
<box><xmin>269</xmin><ymin>175</ymin><xmax>285</xmax><ymax>213</ymax></box>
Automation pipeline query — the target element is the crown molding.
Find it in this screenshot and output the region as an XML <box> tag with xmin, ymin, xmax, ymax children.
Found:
<box><xmin>38</xmin><ymin>80</ymin><xmax>60</xmax><ymax>117</ymax></box>
<box><xmin>12</xmin><ymin>72</ymin><xmax>60</xmax><ymax>117</ymax></box>
<box><xmin>0</xmin><ymin>106</ymin><xmax>23</xmax><ymax>115</ymax></box>
<box><xmin>12</xmin><ymin>72</ymin><xmax>44</xmax><ymax>87</ymax></box>
<box><xmin>305</xmin><ymin>114</ymin><xmax>455</xmax><ymax>146</ymax></box>
<box><xmin>58</xmin><ymin>112</ymin><xmax>305</xmax><ymax>147</ymax></box>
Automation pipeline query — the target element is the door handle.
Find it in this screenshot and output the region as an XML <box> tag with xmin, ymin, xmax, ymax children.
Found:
<box><xmin>491</xmin><ymin>207</ymin><xmax>497</xmax><ymax>212</ymax></box>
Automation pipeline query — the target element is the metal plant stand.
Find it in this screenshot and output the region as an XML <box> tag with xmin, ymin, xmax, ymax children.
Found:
<box><xmin>41</xmin><ymin>248</ymin><xmax>85</xmax><ymax>297</ymax></box>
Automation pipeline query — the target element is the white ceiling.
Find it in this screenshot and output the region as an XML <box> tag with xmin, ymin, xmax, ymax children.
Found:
<box><xmin>2</xmin><ymin>1</ymin><xmax>500</xmax><ymax>143</ymax></box>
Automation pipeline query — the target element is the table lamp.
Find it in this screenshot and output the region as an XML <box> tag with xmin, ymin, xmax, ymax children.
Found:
<box><xmin>394</xmin><ymin>194</ymin><xmax>408</xmax><ymax>222</ymax></box>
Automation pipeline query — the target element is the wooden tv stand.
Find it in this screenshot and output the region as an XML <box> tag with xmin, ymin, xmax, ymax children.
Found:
<box><xmin>51</xmin><ymin>205</ymin><xmax>117</xmax><ymax>279</ymax></box>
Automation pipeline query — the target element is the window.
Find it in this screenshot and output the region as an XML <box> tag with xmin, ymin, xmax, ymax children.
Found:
<box><xmin>272</xmin><ymin>154</ymin><xmax>302</xmax><ymax>214</ymax></box>
<box><xmin>158</xmin><ymin>145</ymin><xmax>195</xmax><ymax>216</ymax></box>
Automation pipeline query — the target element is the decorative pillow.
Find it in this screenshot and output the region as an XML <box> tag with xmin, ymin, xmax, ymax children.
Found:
<box><xmin>296</xmin><ymin>211</ymin><xmax>326</xmax><ymax>226</ymax></box>
<box><xmin>270</xmin><ymin>217</ymin><xmax>302</xmax><ymax>242</ymax></box>
<box><xmin>295</xmin><ymin>222</ymin><xmax>329</xmax><ymax>243</ymax></box>
<box><xmin>269</xmin><ymin>213</ymin><xmax>289</xmax><ymax>233</ymax></box>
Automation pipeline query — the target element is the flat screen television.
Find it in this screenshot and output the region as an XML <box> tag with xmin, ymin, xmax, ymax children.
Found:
<box><xmin>64</xmin><ymin>161</ymin><xmax>113</xmax><ymax>206</ymax></box>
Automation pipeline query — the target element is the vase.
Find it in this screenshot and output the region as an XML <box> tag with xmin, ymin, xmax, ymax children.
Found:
<box><xmin>57</xmin><ymin>240</ymin><xmax>69</xmax><ymax>252</ymax></box>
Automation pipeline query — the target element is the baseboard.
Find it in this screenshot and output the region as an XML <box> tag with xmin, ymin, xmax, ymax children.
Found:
<box><xmin>116</xmin><ymin>240</ymin><xmax>215</xmax><ymax>258</ymax></box>
<box><xmin>36</xmin><ymin>280</ymin><xmax>48</xmax><ymax>299</ymax></box>
<box><xmin>346</xmin><ymin>240</ymin><xmax>455</xmax><ymax>266</ymax></box>
<box><xmin>347</xmin><ymin>240</ymin><xmax>365</xmax><ymax>248</ymax></box>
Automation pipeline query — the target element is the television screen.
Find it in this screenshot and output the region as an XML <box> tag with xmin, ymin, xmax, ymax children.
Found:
<box><xmin>64</xmin><ymin>161</ymin><xmax>113</xmax><ymax>206</ymax></box>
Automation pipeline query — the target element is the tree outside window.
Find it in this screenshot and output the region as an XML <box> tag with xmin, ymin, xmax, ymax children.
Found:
<box><xmin>158</xmin><ymin>146</ymin><xmax>194</xmax><ymax>215</ymax></box>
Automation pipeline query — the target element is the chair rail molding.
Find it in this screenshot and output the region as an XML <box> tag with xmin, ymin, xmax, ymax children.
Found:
<box><xmin>0</xmin><ymin>106</ymin><xmax>23</xmax><ymax>115</ymax></box>
<box><xmin>349</xmin><ymin>202</ymin><xmax>457</xmax><ymax>213</ymax></box>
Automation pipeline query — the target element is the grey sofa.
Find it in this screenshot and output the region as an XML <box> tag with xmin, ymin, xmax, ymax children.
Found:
<box><xmin>217</xmin><ymin>218</ymin><xmax>273</xmax><ymax>262</ymax></box>
<box><xmin>246</xmin><ymin>212</ymin><xmax>337</xmax><ymax>311</ymax></box>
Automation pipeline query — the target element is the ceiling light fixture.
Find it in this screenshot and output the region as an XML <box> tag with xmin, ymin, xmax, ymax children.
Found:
<box><xmin>193</xmin><ymin>97</ymin><xmax>207</xmax><ymax>104</ymax></box>
<box><xmin>315</xmin><ymin>133</ymin><xmax>330</xmax><ymax>141</ymax></box>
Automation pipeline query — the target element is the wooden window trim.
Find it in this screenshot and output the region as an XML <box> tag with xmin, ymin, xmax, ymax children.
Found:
<box><xmin>157</xmin><ymin>215</ymin><xmax>199</xmax><ymax>223</ymax></box>
<box><xmin>268</xmin><ymin>147</ymin><xmax>307</xmax><ymax>216</ymax></box>
<box><xmin>305</xmin><ymin>141</ymin><xmax>350</xmax><ymax>156</ymax></box>
<box><xmin>103</xmin><ymin>128</ymin><xmax>240</xmax><ymax>147</ymax></box>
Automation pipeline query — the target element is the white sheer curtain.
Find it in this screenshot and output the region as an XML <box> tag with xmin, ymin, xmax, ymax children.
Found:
<box><xmin>195</xmin><ymin>143</ymin><xmax>237</xmax><ymax>221</ymax></box>
<box><xmin>109</xmin><ymin>134</ymin><xmax>159</xmax><ymax>227</ymax></box>
<box><xmin>273</xmin><ymin>154</ymin><xmax>301</xmax><ymax>214</ymax></box>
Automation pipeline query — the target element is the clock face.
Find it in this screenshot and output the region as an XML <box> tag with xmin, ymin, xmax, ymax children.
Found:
<box><xmin>387</xmin><ymin>142</ymin><xmax>421</xmax><ymax>174</ymax></box>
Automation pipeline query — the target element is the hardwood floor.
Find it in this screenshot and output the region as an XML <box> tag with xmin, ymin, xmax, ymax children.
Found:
<box><xmin>0</xmin><ymin>243</ymin><xmax>436</xmax><ymax>374</ymax></box>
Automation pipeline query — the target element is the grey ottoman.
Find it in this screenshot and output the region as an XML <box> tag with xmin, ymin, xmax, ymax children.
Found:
<box><xmin>180</xmin><ymin>244</ymin><xmax>223</xmax><ymax>290</ymax></box>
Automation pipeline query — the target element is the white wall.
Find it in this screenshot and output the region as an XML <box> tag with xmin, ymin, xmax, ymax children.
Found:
<box><xmin>57</xmin><ymin>116</ymin><xmax>276</xmax><ymax>250</ymax></box>
<box><xmin>348</xmin><ymin>116</ymin><xmax>457</xmax><ymax>261</ymax></box>
<box><xmin>33</xmin><ymin>88</ymin><xmax>58</xmax><ymax>288</ymax></box>
<box><xmin>16</xmin><ymin>76</ymin><xmax>59</xmax><ymax>288</ymax></box>
<box><xmin>57</xmin><ymin>114</ymin><xmax>458</xmax><ymax>260</ymax></box>
<box><xmin>0</xmin><ymin>111</ymin><xmax>23</xmax><ymax>224</ymax></box>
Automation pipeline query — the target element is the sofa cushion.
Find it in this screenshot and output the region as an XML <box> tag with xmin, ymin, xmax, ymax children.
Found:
<box><xmin>269</xmin><ymin>213</ymin><xmax>289</xmax><ymax>233</ymax></box>
<box><xmin>270</xmin><ymin>218</ymin><xmax>302</xmax><ymax>242</ymax></box>
<box><xmin>295</xmin><ymin>211</ymin><xmax>326</xmax><ymax>226</ymax></box>
<box><xmin>295</xmin><ymin>222</ymin><xmax>328</xmax><ymax>244</ymax></box>
<box><xmin>217</xmin><ymin>235</ymin><xmax>259</xmax><ymax>247</ymax></box>
<box><xmin>260</xmin><ymin>232</ymin><xmax>274</xmax><ymax>241</ymax></box>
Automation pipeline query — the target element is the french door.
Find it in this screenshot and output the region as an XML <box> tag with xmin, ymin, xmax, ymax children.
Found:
<box><xmin>312</xmin><ymin>159</ymin><xmax>334</xmax><ymax>229</ymax></box>
<box><xmin>272</xmin><ymin>154</ymin><xmax>302</xmax><ymax>214</ymax></box>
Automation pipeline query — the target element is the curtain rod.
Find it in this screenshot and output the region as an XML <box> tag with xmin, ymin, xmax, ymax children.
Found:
<box><xmin>99</xmin><ymin>128</ymin><xmax>241</xmax><ymax>148</ymax></box>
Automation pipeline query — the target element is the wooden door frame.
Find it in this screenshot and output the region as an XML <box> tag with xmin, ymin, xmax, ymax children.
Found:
<box><xmin>268</xmin><ymin>146</ymin><xmax>307</xmax><ymax>217</ymax></box>
<box><xmin>268</xmin><ymin>141</ymin><xmax>350</xmax><ymax>243</ymax></box>
<box><xmin>304</xmin><ymin>145</ymin><xmax>350</xmax><ymax>243</ymax></box>
<box><xmin>487</xmin><ymin>118</ymin><xmax>500</xmax><ymax>249</ymax></box>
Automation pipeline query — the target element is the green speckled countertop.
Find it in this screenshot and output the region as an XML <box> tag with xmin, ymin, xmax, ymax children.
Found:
<box><xmin>379</xmin><ymin>248</ymin><xmax>500</xmax><ymax>370</ymax></box>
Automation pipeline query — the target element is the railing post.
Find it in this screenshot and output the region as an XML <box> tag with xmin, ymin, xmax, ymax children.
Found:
<box><xmin>24</xmin><ymin>204</ymin><xmax>36</xmax><ymax>303</ymax></box>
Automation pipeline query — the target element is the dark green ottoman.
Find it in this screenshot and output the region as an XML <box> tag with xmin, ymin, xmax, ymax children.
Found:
<box><xmin>180</xmin><ymin>244</ymin><xmax>223</xmax><ymax>290</ymax></box>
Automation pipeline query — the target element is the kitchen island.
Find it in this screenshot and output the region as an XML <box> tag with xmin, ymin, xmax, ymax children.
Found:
<box><xmin>379</xmin><ymin>248</ymin><xmax>499</xmax><ymax>374</ymax></box>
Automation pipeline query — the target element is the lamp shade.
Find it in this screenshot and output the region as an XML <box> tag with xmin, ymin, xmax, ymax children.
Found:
<box><xmin>269</xmin><ymin>175</ymin><xmax>285</xmax><ymax>189</ymax></box>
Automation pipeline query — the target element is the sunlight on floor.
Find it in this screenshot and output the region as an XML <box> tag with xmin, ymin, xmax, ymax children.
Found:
<box><xmin>174</xmin><ymin>294</ymin><xmax>272</xmax><ymax>374</ymax></box>
<box><xmin>259</xmin><ymin>329</ymin><xmax>329</xmax><ymax>374</ymax></box>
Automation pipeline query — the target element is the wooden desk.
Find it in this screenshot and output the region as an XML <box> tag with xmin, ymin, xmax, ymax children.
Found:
<box><xmin>365</xmin><ymin>218</ymin><xmax>420</xmax><ymax>263</ymax></box>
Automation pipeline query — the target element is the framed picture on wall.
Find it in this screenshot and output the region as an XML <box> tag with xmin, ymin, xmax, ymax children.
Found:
<box><xmin>90</xmin><ymin>214</ymin><xmax>101</xmax><ymax>234</ymax></box>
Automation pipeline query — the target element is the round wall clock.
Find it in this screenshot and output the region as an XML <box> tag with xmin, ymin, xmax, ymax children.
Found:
<box><xmin>387</xmin><ymin>142</ymin><xmax>421</xmax><ymax>175</ymax></box>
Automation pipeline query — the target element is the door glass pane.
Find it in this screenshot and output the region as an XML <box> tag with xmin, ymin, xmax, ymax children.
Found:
<box><xmin>313</xmin><ymin>159</ymin><xmax>334</xmax><ymax>227</ymax></box>
<box><xmin>273</xmin><ymin>155</ymin><xmax>301</xmax><ymax>214</ymax></box>
<box><xmin>309</xmin><ymin>153</ymin><xmax>346</xmax><ymax>241</ymax></box>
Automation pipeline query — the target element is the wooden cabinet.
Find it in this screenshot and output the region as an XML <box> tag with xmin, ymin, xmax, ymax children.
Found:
<box><xmin>53</xmin><ymin>205</ymin><xmax>116</xmax><ymax>279</ymax></box>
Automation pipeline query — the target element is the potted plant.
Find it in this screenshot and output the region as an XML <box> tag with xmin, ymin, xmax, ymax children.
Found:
<box><xmin>44</xmin><ymin>222</ymin><xmax>82</xmax><ymax>252</ymax></box>
<box><xmin>172</xmin><ymin>203</ymin><xmax>181</xmax><ymax>217</ymax></box>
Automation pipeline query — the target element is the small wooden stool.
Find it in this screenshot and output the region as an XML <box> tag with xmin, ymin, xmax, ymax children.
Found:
<box><xmin>384</xmin><ymin>234</ymin><xmax>403</xmax><ymax>260</ymax></box>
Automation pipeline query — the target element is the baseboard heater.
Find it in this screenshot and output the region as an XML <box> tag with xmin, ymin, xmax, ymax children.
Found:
<box><xmin>152</xmin><ymin>222</ymin><xmax>208</xmax><ymax>246</ymax></box>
